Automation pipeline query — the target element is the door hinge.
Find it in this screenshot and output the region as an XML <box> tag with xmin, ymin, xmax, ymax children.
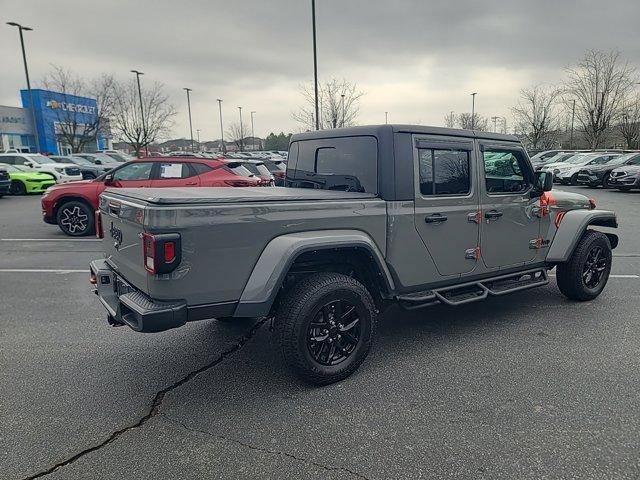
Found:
<box><xmin>467</xmin><ymin>210</ymin><xmax>482</xmax><ymax>224</ymax></box>
<box><xmin>529</xmin><ymin>238</ymin><xmax>550</xmax><ymax>249</ymax></box>
<box><xmin>465</xmin><ymin>246</ymin><xmax>481</xmax><ymax>260</ymax></box>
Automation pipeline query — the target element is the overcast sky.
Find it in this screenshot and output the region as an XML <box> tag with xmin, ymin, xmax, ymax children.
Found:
<box><xmin>1</xmin><ymin>0</ymin><xmax>639</xmax><ymax>141</ymax></box>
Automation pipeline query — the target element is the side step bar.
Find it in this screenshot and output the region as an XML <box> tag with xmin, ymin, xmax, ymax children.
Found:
<box><xmin>397</xmin><ymin>268</ymin><xmax>549</xmax><ymax>309</ymax></box>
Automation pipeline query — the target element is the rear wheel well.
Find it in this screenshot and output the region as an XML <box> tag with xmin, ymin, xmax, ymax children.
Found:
<box><xmin>271</xmin><ymin>247</ymin><xmax>391</xmax><ymax>316</ymax></box>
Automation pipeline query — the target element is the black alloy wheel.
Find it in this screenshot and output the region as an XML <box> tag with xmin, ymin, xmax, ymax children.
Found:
<box><xmin>582</xmin><ymin>245</ymin><xmax>607</xmax><ymax>289</ymax></box>
<box><xmin>307</xmin><ymin>299</ymin><xmax>362</xmax><ymax>366</ymax></box>
<box><xmin>10</xmin><ymin>181</ymin><xmax>26</xmax><ymax>195</ymax></box>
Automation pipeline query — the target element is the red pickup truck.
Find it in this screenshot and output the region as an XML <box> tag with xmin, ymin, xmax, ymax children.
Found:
<box><xmin>42</xmin><ymin>157</ymin><xmax>263</xmax><ymax>236</ymax></box>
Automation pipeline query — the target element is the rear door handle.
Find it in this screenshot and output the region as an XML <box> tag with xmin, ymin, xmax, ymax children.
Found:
<box><xmin>485</xmin><ymin>210</ymin><xmax>503</xmax><ymax>219</ymax></box>
<box><xmin>425</xmin><ymin>213</ymin><xmax>448</xmax><ymax>224</ymax></box>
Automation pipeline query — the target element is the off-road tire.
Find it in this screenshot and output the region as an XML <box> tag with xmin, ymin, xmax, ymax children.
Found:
<box><xmin>56</xmin><ymin>200</ymin><xmax>95</xmax><ymax>236</ymax></box>
<box><xmin>556</xmin><ymin>230</ymin><xmax>612</xmax><ymax>301</ymax></box>
<box><xmin>602</xmin><ymin>173</ymin><xmax>611</xmax><ymax>188</ymax></box>
<box><xmin>569</xmin><ymin>173</ymin><xmax>579</xmax><ymax>186</ymax></box>
<box><xmin>274</xmin><ymin>272</ymin><xmax>376</xmax><ymax>385</ymax></box>
<box><xmin>10</xmin><ymin>180</ymin><xmax>26</xmax><ymax>195</ymax></box>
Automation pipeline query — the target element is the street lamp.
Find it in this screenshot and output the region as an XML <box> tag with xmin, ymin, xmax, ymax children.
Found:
<box><xmin>385</xmin><ymin>112</ymin><xmax>388</xmax><ymax>124</ymax></box>
<box><xmin>250</xmin><ymin>111</ymin><xmax>256</xmax><ymax>150</ymax></box>
<box><xmin>238</xmin><ymin>106</ymin><xmax>244</xmax><ymax>152</ymax></box>
<box><xmin>183</xmin><ymin>88</ymin><xmax>194</xmax><ymax>152</ymax></box>
<box><xmin>311</xmin><ymin>0</ymin><xmax>319</xmax><ymax>130</ymax></box>
<box><xmin>217</xmin><ymin>99</ymin><xmax>225</xmax><ymax>154</ymax></box>
<box><xmin>470</xmin><ymin>92</ymin><xmax>477</xmax><ymax>130</ymax></box>
<box><xmin>570</xmin><ymin>99</ymin><xmax>576</xmax><ymax>149</ymax></box>
<box><xmin>196</xmin><ymin>128</ymin><xmax>201</xmax><ymax>149</ymax></box>
<box><xmin>7</xmin><ymin>22</ymin><xmax>40</xmax><ymax>153</ymax></box>
<box><xmin>340</xmin><ymin>93</ymin><xmax>345</xmax><ymax>127</ymax></box>
<box><xmin>130</xmin><ymin>70</ymin><xmax>147</xmax><ymax>156</ymax></box>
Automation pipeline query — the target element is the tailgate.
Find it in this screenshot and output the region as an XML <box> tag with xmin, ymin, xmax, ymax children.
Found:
<box><xmin>99</xmin><ymin>193</ymin><xmax>148</xmax><ymax>294</ymax></box>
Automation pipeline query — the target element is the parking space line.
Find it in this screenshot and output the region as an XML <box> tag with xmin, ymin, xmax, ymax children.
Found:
<box><xmin>0</xmin><ymin>238</ymin><xmax>101</xmax><ymax>242</ymax></box>
<box><xmin>0</xmin><ymin>269</ymin><xmax>87</xmax><ymax>273</ymax></box>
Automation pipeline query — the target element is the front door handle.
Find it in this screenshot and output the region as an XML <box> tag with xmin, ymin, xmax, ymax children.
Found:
<box><xmin>425</xmin><ymin>213</ymin><xmax>448</xmax><ymax>224</ymax></box>
<box><xmin>485</xmin><ymin>210</ymin><xmax>503</xmax><ymax>220</ymax></box>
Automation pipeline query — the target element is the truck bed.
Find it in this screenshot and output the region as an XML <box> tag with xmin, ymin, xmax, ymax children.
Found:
<box><xmin>106</xmin><ymin>186</ymin><xmax>377</xmax><ymax>205</ymax></box>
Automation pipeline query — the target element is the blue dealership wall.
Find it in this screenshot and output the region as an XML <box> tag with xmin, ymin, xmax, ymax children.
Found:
<box><xmin>20</xmin><ymin>89</ymin><xmax>102</xmax><ymax>154</ymax></box>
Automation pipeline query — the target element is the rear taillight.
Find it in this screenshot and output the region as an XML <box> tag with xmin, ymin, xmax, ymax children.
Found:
<box><xmin>95</xmin><ymin>210</ymin><xmax>103</xmax><ymax>238</ymax></box>
<box><xmin>143</xmin><ymin>232</ymin><xmax>181</xmax><ymax>275</ymax></box>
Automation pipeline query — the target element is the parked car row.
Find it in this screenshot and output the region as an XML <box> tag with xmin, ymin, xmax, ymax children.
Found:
<box><xmin>534</xmin><ymin>150</ymin><xmax>640</xmax><ymax>191</ymax></box>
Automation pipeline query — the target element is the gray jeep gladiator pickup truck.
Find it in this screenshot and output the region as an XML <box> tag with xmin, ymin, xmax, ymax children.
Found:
<box><xmin>90</xmin><ymin>125</ymin><xmax>618</xmax><ymax>385</ymax></box>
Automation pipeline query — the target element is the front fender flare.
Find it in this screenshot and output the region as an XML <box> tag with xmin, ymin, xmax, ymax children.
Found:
<box><xmin>234</xmin><ymin>230</ymin><xmax>394</xmax><ymax>318</ymax></box>
<box><xmin>546</xmin><ymin>209</ymin><xmax>618</xmax><ymax>263</ymax></box>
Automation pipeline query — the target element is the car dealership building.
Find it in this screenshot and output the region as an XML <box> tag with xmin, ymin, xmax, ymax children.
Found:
<box><xmin>0</xmin><ymin>89</ymin><xmax>112</xmax><ymax>154</ymax></box>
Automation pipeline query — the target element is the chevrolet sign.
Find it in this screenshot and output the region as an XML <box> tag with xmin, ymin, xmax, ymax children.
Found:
<box><xmin>46</xmin><ymin>100</ymin><xmax>96</xmax><ymax>115</ymax></box>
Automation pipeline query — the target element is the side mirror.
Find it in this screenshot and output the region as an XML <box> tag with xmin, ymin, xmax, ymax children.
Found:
<box><xmin>104</xmin><ymin>174</ymin><xmax>114</xmax><ymax>186</ymax></box>
<box><xmin>532</xmin><ymin>171</ymin><xmax>553</xmax><ymax>197</ymax></box>
<box><xmin>95</xmin><ymin>160</ymin><xmax>102</xmax><ymax>165</ymax></box>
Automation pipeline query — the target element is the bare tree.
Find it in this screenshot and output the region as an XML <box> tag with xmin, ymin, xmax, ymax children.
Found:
<box><xmin>444</xmin><ymin>112</ymin><xmax>456</xmax><ymax>128</ymax></box>
<box><xmin>111</xmin><ymin>80</ymin><xmax>176</xmax><ymax>157</ymax></box>
<box><xmin>226</xmin><ymin>122</ymin><xmax>245</xmax><ymax>150</ymax></box>
<box><xmin>41</xmin><ymin>65</ymin><xmax>116</xmax><ymax>153</ymax></box>
<box><xmin>618</xmin><ymin>96</ymin><xmax>640</xmax><ymax>149</ymax></box>
<box><xmin>511</xmin><ymin>85</ymin><xmax>561</xmax><ymax>150</ymax></box>
<box><xmin>293</xmin><ymin>78</ymin><xmax>364</xmax><ymax>130</ymax></box>
<box><xmin>564</xmin><ymin>50</ymin><xmax>637</xmax><ymax>149</ymax></box>
<box><xmin>456</xmin><ymin>112</ymin><xmax>488</xmax><ymax>131</ymax></box>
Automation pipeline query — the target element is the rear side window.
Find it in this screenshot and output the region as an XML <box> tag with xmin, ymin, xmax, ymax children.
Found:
<box><xmin>192</xmin><ymin>163</ymin><xmax>213</xmax><ymax>175</ymax></box>
<box><xmin>113</xmin><ymin>162</ymin><xmax>153</xmax><ymax>181</ymax></box>
<box><xmin>418</xmin><ymin>149</ymin><xmax>471</xmax><ymax>196</ymax></box>
<box><xmin>287</xmin><ymin>136</ymin><xmax>377</xmax><ymax>193</ymax></box>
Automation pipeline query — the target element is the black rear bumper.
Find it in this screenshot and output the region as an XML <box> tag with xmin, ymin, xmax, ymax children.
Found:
<box><xmin>90</xmin><ymin>259</ymin><xmax>187</xmax><ymax>332</ymax></box>
<box><xmin>90</xmin><ymin>259</ymin><xmax>238</xmax><ymax>332</ymax></box>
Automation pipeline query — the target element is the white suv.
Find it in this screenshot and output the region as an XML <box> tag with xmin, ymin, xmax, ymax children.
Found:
<box><xmin>0</xmin><ymin>153</ymin><xmax>83</xmax><ymax>183</ymax></box>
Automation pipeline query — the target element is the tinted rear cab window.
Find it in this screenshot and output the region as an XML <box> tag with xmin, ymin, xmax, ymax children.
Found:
<box><xmin>287</xmin><ymin>136</ymin><xmax>377</xmax><ymax>193</ymax></box>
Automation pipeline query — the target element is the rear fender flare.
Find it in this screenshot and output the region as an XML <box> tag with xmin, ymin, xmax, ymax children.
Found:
<box><xmin>234</xmin><ymin>230</ymin><xmax>394</xmax><ymax>317</ymax></box>
<box><xmin>546</xmin><ymin>209</ymin><xmax>618</xmax><ymax>263</ymax></box>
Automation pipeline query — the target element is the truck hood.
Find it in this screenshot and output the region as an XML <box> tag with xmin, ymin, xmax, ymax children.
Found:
<box><xmin>105</xmin><ymin>186</ymin><xmax>377</xmax><ymax>205</ymax></box>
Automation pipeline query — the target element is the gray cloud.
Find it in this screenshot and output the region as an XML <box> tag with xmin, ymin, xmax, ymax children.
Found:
<box><xmin>1</xmin><ymin>0</ymin><xmax>639</xmax><ymax>140</ymax></box>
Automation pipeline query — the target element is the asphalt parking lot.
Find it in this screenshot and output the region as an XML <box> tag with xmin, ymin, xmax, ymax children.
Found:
<box><xmin>1</xmin><ymin>187</ymin><xmax>640</xmax><ymax>480</ymax></box>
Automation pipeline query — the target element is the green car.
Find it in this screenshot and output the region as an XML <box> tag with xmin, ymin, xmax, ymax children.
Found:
<box><xmin>0</xmin><ymin>163</ymin><xmax>56</xmax><ymax>195</ymax></box>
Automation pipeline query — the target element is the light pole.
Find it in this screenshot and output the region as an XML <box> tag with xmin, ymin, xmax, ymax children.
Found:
<box><xmin>569</xmin><ymin>99</ymin><xmax>576</xmax><ymax>149</ymax></box>
<box><xmin>311</xmin><ymin>0</ymin><xmax>319</xmax><ymax>130</ymax></box>
<box><xmin>7</xmin><ymin>22</ymin><xmax>40</xmax><ymax>153</ymax></box>
<box><xmin>340</xmin><ymin>93</ymin><xmax>345</xmax><ymax>127</ymax></box>
<box><xmin>470</xmin><ymin>92</ymin><xmax>477</xmax><ymax>130</ymax></box>
<box><xmin>491</xmin><ymin>116</ymin><xmax>499</xmax><ymax>132</ymax></box>
<box><xmin>250</xmin><ymin>111</ymin><xmax>256</xmax><ymax>150</ymax></box>
<box><xmin>385</xmin><ymin>112</ymin><xmax>388</xmax><ymax>124</ymax></box>
<box><xmin>238</xmin><ymin>106</ymin><xmax>244</xmax><ymax>152</ymax></box>
<box><xmin>217</xmin><ymin>99</ymin><xmax>225</xmax><ymax>154</ymax></box>
<box><xmin>183</xmin><ymin>88</ymin><xmax>194</xmax><ymax>152</ymax></box>
<box><xmin>130</xmin><ymin>70</ymin><xmax>147</xmax><ymax>156</ymax></box>
<box><xmin>196</xmin><ymin>129</ymin><xmax>201</xmax><ymax>150</ymax></box>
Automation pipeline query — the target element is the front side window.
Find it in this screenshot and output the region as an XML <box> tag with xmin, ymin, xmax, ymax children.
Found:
<box><xmin>418</xmin><ymin>148</ymin><xmax>471</xmax><ymax>196</ymax></box>
<box><xmin>483</xmin><ymin>149</ymin><xmax>531</xmax><ymax>194</ymax></box>
<box><xmin>112</xmin><ymin>162</ymin><xmax>153</xmax><ymax>181</ymax></box>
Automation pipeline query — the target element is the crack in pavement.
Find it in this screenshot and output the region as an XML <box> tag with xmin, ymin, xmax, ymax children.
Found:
<box><xmin>160</xmin><ymin>414</ymin><xmax>372</xmax><ymax>480</ymax></box>
<box><xmin>20</xmin><ymin>318</ymin><xmax>268</xmax><ymax>480</ymax></box>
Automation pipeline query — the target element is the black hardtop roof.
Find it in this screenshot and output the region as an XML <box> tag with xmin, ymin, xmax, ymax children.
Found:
<box><xmin>290</xmin><ymin>124</ymin><xmax>520</xmax><ymax>143</ymax></box>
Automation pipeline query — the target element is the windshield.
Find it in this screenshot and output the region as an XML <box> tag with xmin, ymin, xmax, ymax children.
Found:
<box><xmin>25</xmin><ymin>154</ymin><xmax>53</xmax><ymax>165</ymax></box>
<box><xmin>51</xmin><ymin>156</ymin><xmax>74</xmax><ymax>164</ymax></box>
<box><xmin>105</xmin><ymin>153</ymin><xmax>128</xmax><ymax>162</ymax></box>
<box><xmin>566</xmin><ymin>154</ymin><xmax>589</xmax><ymax>164</ymax></box>
<box><xmin>589</xmin><ymin>155</ymin><xmax>619</xmax><ymax>165</ymax></box>
<box><xmin>607</xmin><ymin>153</ymin><xmax>638</xmax><ymax>166</ymax></box>
<box><xmin>64</xmin><ymin>156</ymin><xmax>93</xmax><ymax>166</ymax></box>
